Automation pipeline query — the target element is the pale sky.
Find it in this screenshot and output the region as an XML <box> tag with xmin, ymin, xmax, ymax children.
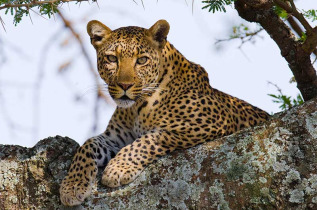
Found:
<box><xmin>0</xmin><ymin>0</ymin><xmax>316</xmax><ymax>147</ymax></box>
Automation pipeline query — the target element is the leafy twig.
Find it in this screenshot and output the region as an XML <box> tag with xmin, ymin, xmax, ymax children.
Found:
<box><xmin>286</xmin><ymin>16</ymin><xmax>317</xmax><ymax>57</ymax></box>
<box><xmin>215</xmin><ymin>24</ymin><xmax>263</xmax><ymax>49</ymax></box>
<box><xmin>267</xmin><ymin>81</ymin><xmax>303</xmax><ymax>111</ymax></box>
<box><xmin>202</xmin><ymin>0</ymin><xmax>233</xmax><ymax>13</ymax></box>
<box><xmin>273</xmin><ymin>0</ymin><xmax>312</xmax><ymax>33</ymax></box>
<box><xmin>0</xmin><ymin>0</ymin><xmax>94</xmax><ymax>25</ymax></box>
<box><xmin>0</xmin><ymin>0</ymin><xmax>89</xmax><ymax>10</ymax></box>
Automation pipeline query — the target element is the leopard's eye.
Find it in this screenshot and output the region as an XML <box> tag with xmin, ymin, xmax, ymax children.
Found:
<box><xmin>93</xmin><ymin>35</ymin><xmax>103</xmax><ymax>42</ymax></box>
<box><xmin>106</xmin><ymin>55</ymin><xmax>117</xmax><ymax>63</ymax></box>
<box><xmin>136</xmin><ymin>56</ymin><xmax>148</xmax><ymax>65</ymax></box>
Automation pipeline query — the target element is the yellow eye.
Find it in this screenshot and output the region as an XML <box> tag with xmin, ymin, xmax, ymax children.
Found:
<box><xmin>107</xmin><ymin>55</ymin><xmax>117</xmax><ymax>63</ymax></box>
<box><xmin>136</xmin><ymin>57</ymin><xmax>148</xmax><ymax>65</ymax></box>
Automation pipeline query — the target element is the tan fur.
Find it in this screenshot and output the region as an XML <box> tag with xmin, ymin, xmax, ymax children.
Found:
<box><xmin>60</xmin><ymin>20</ymin><xmax>269</xmax><ymax>206</ymax></box>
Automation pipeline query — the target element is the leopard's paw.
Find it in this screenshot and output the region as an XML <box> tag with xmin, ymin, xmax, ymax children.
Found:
<box><xmin>101</xmin><ymin>159</ymin><xmax>143</xmax><ymax>188</ymax></box>
<box><xmin>59</xmin><ymin>177</ymin><xmax>93</xmax><ymax>206</ymax></box>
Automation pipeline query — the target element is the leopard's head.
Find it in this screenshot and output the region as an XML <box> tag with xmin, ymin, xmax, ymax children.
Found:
<box><xmin>87</xmin><ymin>20</ymin><xmax>170</xmax><ymax>108</ymax></box>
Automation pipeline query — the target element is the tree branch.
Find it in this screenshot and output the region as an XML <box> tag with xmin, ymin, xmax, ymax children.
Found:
<box><xmin>272</xmin><ymin>0</ymin><xmax>317</xmax><ymax>55</ymax></box>
<box><xmin>215</xmin><ymin>27</ymin><xmax>263</xmax><ymax>49</ymax></box>
<box><xmin>273</xmin><ymin>0</ymin><xmax>313</xmax><ymax>33</ymax></box>
<box><xmin>1</xmin><ymin>98</ymin><xmax>317</xmax><ymax>209</ymax></box>
<box><xmin>235</xmin><ymin>0</ymin><xmax>317</xmax><ymax>101</ymax></box>
<box><xmin>287</xmin><ymin>16</ymin><xmax>317</xmax><ymax>57</ymax></box>
<box><xmin>57</xmin><ymin>10</ymin><xmax>110</xmax><ymax>103</ymax></box>
<box><xmin>57</xmin><ymin>10</ymin><xmax>111</xmax><ymax>134</ymax></box>
<box><xmin>0</xmin><ymin>0</ymin><xmax>89</xmax><ymax>10</ymax></box>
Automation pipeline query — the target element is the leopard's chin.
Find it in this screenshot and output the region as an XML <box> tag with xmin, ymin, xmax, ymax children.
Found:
<box><xmin>114</xmin><ymin>98</ymin><xmax>136</xmax><ymax>108</ymax></box>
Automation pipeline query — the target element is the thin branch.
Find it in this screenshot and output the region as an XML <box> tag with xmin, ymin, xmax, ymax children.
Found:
<box><xmin>28</xmin><ymin>7</ymin><xmax>34</xmax><ymax>25</ymax></box>
<box><xmin>29</xmin><ymin>8</ymin><xmax>49</xmax><ymax>20</ymax></box>
<box><xmin>57</xmin><ymin>10</ymin><xmax>110</xmax><ymax>103</ymax></box>
<box><xmin>287</xmin><ymin>16</ymin><xmax>303</xmax><ymax>37</ymax></box>
<box><xmin>0</xmin><ymin>0</ymin><xmax>89</xmax><ymax>10</ymax></box>
<box><xmin>215</xmin><ymin>28</ymin><xmax>264</xmax><ymax>49</ymax></box>
<box><xmin>313</xmin><ymin>56</ymin><xmax>317</xmax><ymax>65</ymax></box>
<box><xmin>0</xmin><ymin>37</ymin><xmax>31</xmax><ymax>68</ymax></box>
<box><xmin>235</xmin><ymin>0</ymin><xmax>317</xmax><ymax>101</ymax></box>
<box><xmin>192</xmin><ymin>0</ymin><xmax>194</xmax><ymax>14</ymax></box>
<box><xmin>140</xmin><ymin>0</ymin><xmax>145</xmax><ymax>10</ymax></box>
<box><xmin>92</xmin><ymin>95</ymin><xmax>100</xmax><ymax>133</ymax></box>
<box><xmin>94</xmin><ymin>0</ymin><xmax>100</xmax><ymax>9</ymax></box>
<box><xmin>273</xmin><ymin>0</ymin><xmax>313</xmax><ymax>33</ymax></box>
<box><xmin>34</xmin><ymin>28</ymin><xmax>63</xmax><ymax>141</ymax></box>
<box><xmin>288</xmin><ymin>0</ymin><xmax>312</xmax><ymax>33</ymax></box>
<box><xmin>214</xmin><ymin>27</ymin><xmax>263</xmax><ymax>61</ymax></box>
<box><xmin>57</xmin><ymin>9</ymin><xmax>112</xmax><ymax>133</ymax></box>
<box><xmin>0</xmin><ymin>16</ymin><xmax>6</xmax><ymax>32</ymax></box>
<box><xmin>287</xmin><ymin>16</ymin><xmax>317</xmax><ymax>57</ymax></box>
<box><xmin>288</xmin><ymin>0</ymin><xmax>296</xmax><ymax>12</ymax></box>
<box><xmin>267</xmin><ymin>81</ymin><xmax>284</xmax><ymax>96</ymax></box>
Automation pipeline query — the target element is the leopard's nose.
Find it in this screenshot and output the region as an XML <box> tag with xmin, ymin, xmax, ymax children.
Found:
<box><xmin>117</xmin><ymin>83</ymin><xmax>134</xmax><ymax>91</ymax></box>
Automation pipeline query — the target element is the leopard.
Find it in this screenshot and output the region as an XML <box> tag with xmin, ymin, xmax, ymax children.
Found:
<box><xmin>60</xmin><ymin>19</ymin><xmax>270</xmax><ymax>206</ymax></box>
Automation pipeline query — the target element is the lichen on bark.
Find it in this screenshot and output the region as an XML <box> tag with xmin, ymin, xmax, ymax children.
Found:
<box><xmin>1</xmin><ymin>98</ymin><xmax>317</xmax><ymax>209</ymax></box>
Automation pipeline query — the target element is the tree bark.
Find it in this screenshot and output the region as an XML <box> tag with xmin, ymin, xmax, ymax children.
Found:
<box><xmin>1</xmin><ymin>98</ymin><xmax>317</xmax><ymax>209</ymax></box>
<box><xmin>235</xmin><ymin>0</ymin><xmax>317</xmax><ymax>101</ymax></box>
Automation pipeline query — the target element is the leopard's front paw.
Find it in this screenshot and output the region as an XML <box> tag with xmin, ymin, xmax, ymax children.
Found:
<box><xmin>101</xmin><ymin>159</ymin><xmax>143</xmax><ymax>188</ymax></box>
<box><xmin>59</xmin><ymin>176</ymin><xmax>93</xmax><ymax>206</ymax></box>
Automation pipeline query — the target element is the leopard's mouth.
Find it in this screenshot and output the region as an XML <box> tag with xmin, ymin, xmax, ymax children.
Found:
<box><xmin>119</xmin><ymin>95</ymin><xmax>132</xmax><ymax>100</ymax></box>
<box><xmin>108</xmin><ymin>84</ymin><xmax>143</xmax><ymax>108</ymax></box>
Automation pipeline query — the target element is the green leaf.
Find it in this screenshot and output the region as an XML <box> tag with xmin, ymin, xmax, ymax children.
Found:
<box><xmin>273</xmin><ymin>5</ymin><xmax>288</xmax><ymax>19</ymax></box>
<box><xmin>299</xmin><ymin>32</ymin><xmax>307</xmax><ymax>42</ymax></box>
<box><xmin>1</xmin><ymin>0</ymin><xmax>94</xmax><ymax>25</ymax></box>
<box><xmin>268</xmin><ymin>94</ymin><xmax>279</xmax><ymax>99</ymax></box>
<box><xmin>303</xmin><ymin>9</ymin><xmax>317</xmax><ymax>22</ymax></box>
<box><xmin>268</xmin><ymin>91</ymin><xmax>304</xmax><ymax>111</ymax></box>
<box><xmin>202</xmin><ymin>0</ymin><xmax>233</xmax><ymax>13</ymax></box>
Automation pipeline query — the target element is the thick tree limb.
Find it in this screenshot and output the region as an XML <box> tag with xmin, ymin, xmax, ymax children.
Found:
<box><xmin>1</xmin><ymin>98</ymin><xmax>317</xmax><ymax>209</ymax></box>
<box><xmin>235</xmin><ymin>0</ymin><xmax>317</xmax><ymax>101</ymax></box>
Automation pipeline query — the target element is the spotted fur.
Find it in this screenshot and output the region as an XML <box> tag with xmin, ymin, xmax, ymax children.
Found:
<box><xmin>60</xmin><ymin>20</ymin><xmax>269</xmax><ymax>206</ymax></box>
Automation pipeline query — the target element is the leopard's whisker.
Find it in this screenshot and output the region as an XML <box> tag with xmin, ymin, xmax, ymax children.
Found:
<box><xmin>80</xmin><ymin>85</ymin><xmax>110</xmax><ymax>99</ymax></box>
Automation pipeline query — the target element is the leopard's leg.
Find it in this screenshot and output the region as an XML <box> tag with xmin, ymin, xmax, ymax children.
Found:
<box><xmin>102</xmin><ymin>130</ymin><xmax>178</xmax><ymax>188</ymax></box>
<box><xmin>60</xmin><ymin>109</ymin><xmax>135</xmax><ymax>206</ymax></box>
<box><xmin>59</xmin><ymin>133</ymin><xmax>122</xmax><ymax>206</ymax></box>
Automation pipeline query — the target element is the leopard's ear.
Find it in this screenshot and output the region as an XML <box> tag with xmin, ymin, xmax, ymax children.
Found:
<box><xmin>87</xmin><ymin>20</ymin><xmax>112</xmax><ymax>48</ymax></box>
<box><xmin>148</xmin><ymin>19</ymin><xmax>170</xmax><ymax>49</ymax></box>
